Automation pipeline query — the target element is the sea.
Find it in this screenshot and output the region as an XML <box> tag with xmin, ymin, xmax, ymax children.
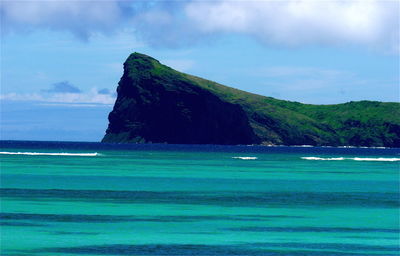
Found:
<box><xmin>0</xmin><ymin>140</ymin><xmax>399</xmax><ymax>256</ymax></box>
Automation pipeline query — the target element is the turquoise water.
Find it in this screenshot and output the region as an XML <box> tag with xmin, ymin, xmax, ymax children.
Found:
<box><xmin>1</xmin><ymin>142</ymin><xmax>399</xmax><ymax>256</ymax></box>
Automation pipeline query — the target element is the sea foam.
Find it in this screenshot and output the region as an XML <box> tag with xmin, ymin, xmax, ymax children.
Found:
<box><xmin>352</xmin><ymin>157</ymin><xmax>400</xmax><ymax>162</ymax></box>
<box><xmin>301</xmin><ymin>157</ymin><xmax>345</xmax><ymax>161</ymax></box>
<box><xmin>301</xmin><ymin>157</ymin><xmax>400</xmax><ymax>162</ymax></box>
<box><xmin>232</xmin><ymin>156</ymin><xmax>258</xmax><ymax>160</ymax></box>
<box><xmin>0</xmin><ymin>152</ymin><xmax>99</xmax><ymax>157</ymax></box>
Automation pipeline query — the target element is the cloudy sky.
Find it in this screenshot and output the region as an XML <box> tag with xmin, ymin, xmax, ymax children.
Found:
<box><xmin>1</xmin><ymin>0</ymin><xmax>399</xmax><ymax>141</ymax></box>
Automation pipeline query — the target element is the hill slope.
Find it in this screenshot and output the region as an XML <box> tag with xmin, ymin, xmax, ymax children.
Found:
<box><xmin>102</xmin><ymin>53</ymin><xmax>400</xmax><ymax>147</ymax></box>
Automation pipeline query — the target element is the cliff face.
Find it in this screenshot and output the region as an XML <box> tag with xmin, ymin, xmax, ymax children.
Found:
<box><xmin>102</xmin><ymin>53</ymin><xmax>257</xmax><ymax>145</ymax></box>
<box><xmin>102</xmin><ymin>53</ymin><xmax>400</xmax><ymax>147</ymax></box>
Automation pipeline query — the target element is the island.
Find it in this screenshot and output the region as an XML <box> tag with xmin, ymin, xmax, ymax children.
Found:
<box><xmin>102</xmin><ymin>52</ymin><xmax>400</xmax><ymax>147</ymax></box>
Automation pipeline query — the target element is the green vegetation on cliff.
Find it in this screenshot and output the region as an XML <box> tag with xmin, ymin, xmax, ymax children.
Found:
<box><xmin>102</xmin><ymin>52</ymin><xmax>400</xmax><ymax>147</ymax></box>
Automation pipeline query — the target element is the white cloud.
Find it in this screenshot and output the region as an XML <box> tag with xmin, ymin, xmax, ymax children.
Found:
<box><xmin>1</xmin><ymin>0</ymin><xmax>125</xmax><ymax>39</ymax></box>
<box><xmin>0</xmin><ymin>92</ymin><xmax>44</xmax><ymax>102</ymax></box>
<box><xmin>1</xmin><ymin>88</ymin><xmax>116</xmax><ymax>105</ymax></box>
<box><xmin>1</xmin><ymin>0</ymin><xmax>398</xmax><ymax>52</ymax></box>
<box><xmin>185</xmin><ymin>0</ymin><xmax>399</xmax><ymax>52</ymax></box>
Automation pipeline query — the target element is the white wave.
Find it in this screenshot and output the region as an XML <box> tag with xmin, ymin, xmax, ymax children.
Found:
<box><xmin>301</xmin><ymin>157</ymin><xmax>345</xmax><ymax>161</ymax></box>
<box><xmin>0</xmin><ymin>152</ymin><xmax>99</xmax><ymax>157</ymax></box>
<box><xmin>301</xmin><ymin>156</ymin><xmax>400</xmax><ymax>162</ymax></box>
<box><xmin>352</xmin><ymin>157</ymin><xmax>400</xmax><ymax>162</ymax></box>
<box><xmin>232</xmin><ymin>156</ymin><xmax>258</xmax><ymax>160</ymax></box>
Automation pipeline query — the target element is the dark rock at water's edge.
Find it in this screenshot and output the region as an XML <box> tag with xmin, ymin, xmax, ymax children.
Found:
<box><xmin>102</xmin><ymin>53</ymin><xmax>400</xmax><ymax>147</ymax></box>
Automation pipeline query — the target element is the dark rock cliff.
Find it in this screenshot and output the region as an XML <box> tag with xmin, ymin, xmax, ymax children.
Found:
<box><xmin>102</xmin><ymin>53</ymin><xmax>258</xmax><ymax>144</ymax></box>
<box><xmin>102</xmin><ymin>53</ymin><xmax>400</xmax><ymax>147</ymax></box>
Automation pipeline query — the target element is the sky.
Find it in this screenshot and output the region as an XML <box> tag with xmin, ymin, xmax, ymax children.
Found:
<box><xmin>1</xmin><ymin>0</ymin><xmax>399</xmax><ymax>142</ymax></box>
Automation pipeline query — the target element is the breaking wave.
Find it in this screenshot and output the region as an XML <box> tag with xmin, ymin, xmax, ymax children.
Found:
<box><xmin>0</xmin><ymin>152</ymin><xmax>99</xmax><ymax>157</ymax></box>
<box><xmin>301</xmin><ymin>157</ymin><xmax>400</xmax><ymax>162</ymax></box>
<box><xmin>232</xmin><ymin>156</ymin><xmax>258</xmax><ymax>160</ymax></box>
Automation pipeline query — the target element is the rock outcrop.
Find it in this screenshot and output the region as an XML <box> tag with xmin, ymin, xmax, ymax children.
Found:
<box><xmin>102</xmin><ymin>53</ymin><xmax>400</xmax><ymax>147</ymax></box>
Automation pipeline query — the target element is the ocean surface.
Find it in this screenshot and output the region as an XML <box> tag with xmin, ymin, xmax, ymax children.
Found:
<box><xmin>0</xmin><ymin>141</ymin><xmax>399</xmax><ymax>256</ymax></box>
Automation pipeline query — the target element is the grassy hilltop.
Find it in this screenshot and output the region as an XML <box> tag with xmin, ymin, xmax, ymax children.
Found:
<box><xmin>103</xmin><ymin>53</ymin><xmax>400</xmax><ymax>147</ymax></box>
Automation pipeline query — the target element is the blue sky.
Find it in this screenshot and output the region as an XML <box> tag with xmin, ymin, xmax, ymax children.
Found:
<box><xmin>1</xmin><ymin>0</ymin><xmax>399</xmax><ymax>141</ymax></box>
